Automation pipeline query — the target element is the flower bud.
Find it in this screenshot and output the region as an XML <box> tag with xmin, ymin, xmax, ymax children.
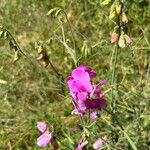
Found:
<box><xmin>124</xmin><ymin>34</ymin><xmax>132</xmax><ymax>45</ymax></box>
<box><xmin>101</xmin><ymin>0</ymin><xmax>112</xmax><ymax>6</ymax></box>
<box><xmin>109</xmin><ymin>11</ymin><xmax>116</xmax><ymax>20</ymax></box>
<box><xmin>110</xmin><ymin>32</ymin><xmax>119</xmax><ymax>43</ymax></box>
<box><xmin>118</xmin><ymin>34</ymin><xmax>126</xmax><ymax>48</ymax></box>
<box><xmin>13</xmin><ymin>51</ymin><xmax>20</xmax><ymax>63</ymax></box>
<box><xmin>93</xmin><ymin>138</ymin><xmax>105</xmax><ymax>149</ymax></box>
<box><xmin>115</xmin><ymin>3</ymin><xmax>121</xmax><ymax>14</ymax></box>
<box><xmin>109</xmin><ymin>4</ymin><xmax>116</xmax><ymax>20</ymax></box>
<box><xmin>37</xmin><ymin>45</ymin><xmax>43</xmax><ymax>54</ymax></box>
<box><xmin>122</xmin><ymin>12</ymin><xmax>128</xmax><ymax>24</ymax></box>
<box><xmin>37</xmin><ymin>53</ymin><xmax>44</xmax><ymax>60</ymax></box>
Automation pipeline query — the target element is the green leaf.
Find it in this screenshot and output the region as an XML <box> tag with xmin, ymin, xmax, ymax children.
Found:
<box><xmin>55</xmin><ymin>9</ymin><xmax>62</xmax><ymax>17</ymax></box>
<box><xmin>122</xmin><ymin>130</ymin><xmax>138</xmax><ymax>150</ymax></box>
<box><xmin>47</xmin><ymin>8</ymin><xmax>59</xmax><ymax>16</ymax></box>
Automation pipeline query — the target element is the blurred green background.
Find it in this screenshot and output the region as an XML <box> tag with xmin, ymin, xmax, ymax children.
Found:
<box><xmin>0</xmin><ymin>0</ymin><xmax>150</xmax><ymax>149</ymax></box>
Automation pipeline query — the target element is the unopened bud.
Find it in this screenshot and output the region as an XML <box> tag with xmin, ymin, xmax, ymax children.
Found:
<box><xmin>115</xmin><ymin>3</ymin><xmax>121</xmax><ymax>15</ymax></box>
<box><xmin>109</xmin><ymin>4</ymin><xmax>116</xmax><ymax>20</ymax></box>
<box><xmin>118</xmin><ymin>34</ymin><xmax>126</xmax><ymax>48</ymax></box>
<box><xmin>13</xmin><ymin>51</ymin><xmax>20</xmax><ymax>63</ymax></box>
<box><xmin>38</xmin><ymin>45</ymin><xmax>43</xmax><ymax>54</ymax></box>
<box><xmin>122</xmin><ymin>12</ymin><xmax>128</xmax><ymax>24</ymax></box>
<box><xmin>101</xmin><ymin>0</ymin><xmax>112</xmax><ymax>6</ymax></box>
<box><xmin>110</xmin><ymin>32</ymin><xmax>119</xmax><ymax>43</ymax></box>
<box><xmin>37</xmin><ymin>53</ymin><xmax>44</xmax><ymax>60</ymax></box>
<box><xmin>109</xmin><ymin>11</ymin><xmax>116</xmax><ymax>20</ymax></box>
<box><xmin>124</xmin><ymin>34</ymin><xmax>132</xmax><ymax>45</ymax></box>
<box><xmin>93</xmin><ymin>138</ymin><xmax>105</xmax><ymax>149</ymax></box>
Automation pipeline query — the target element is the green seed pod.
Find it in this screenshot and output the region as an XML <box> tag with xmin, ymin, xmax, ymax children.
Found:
<box><xmin>101</xmin><ymin>0</ymin><xmax>112</xmax><ymax>6</ymax></box>
<box><xmin>109</xmin><ymin>11</ymin><xmax>116</xmax><ymax>20</ymax></box>
<box><xmin>109</xmin><ymin>4</ymin><xmax>116</xmax><ymax>20</ymax></box>
<box><xmin>118</xmin><ymin>34</ymin><xmax>126</xmax><ymax>48</ymax></box>
<box><xmin>0</xmin><ymin>31</ymin><xmax>4</xmax><ymax>38</ymax></box>
<box><xmin>37</xmin><ymin>45</ymin><xmax>43</xmax><ymax>54</ymax></box>
<box><xmin>13</xmin><ymin>51</ymin><xmax>20</xmax><ymax>63</ymax></box>
<box><xmin>115</xmin><ymin>3</ymin><xmax>122</xmax><ymax>14</ymax></box>
<box><xmin>122</xmin><ymin>12</ymin><xmax>128</xmax><ymax>24</ymax></box>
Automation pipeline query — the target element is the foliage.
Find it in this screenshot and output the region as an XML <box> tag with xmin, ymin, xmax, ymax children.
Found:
<box><xmin>0</xmin><ymin>0</ymin><xmax>150</xmax><ymax>149</ymax></box>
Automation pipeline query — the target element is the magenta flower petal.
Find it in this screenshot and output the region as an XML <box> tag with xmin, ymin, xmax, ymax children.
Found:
<box><xmin>72</xmin><ymin>67</ymin><xmax>86</xmax><ymax>78</ymax></box>
<box><xmin>96</xmin><ymin>80</ymin><xmax>107</xmax><ymax>90</ymax></box>
<box><xmin>75</xmin><ymin>144</ymin><xmax>82</xmax><ymax>150</ymax></box>
<box><xmin>67</xmin><ymin>77</ymin><xmax>78</xmax><ymax>93</ymax></box>
<box><xmin>77</xmin><ymin>92</ymin><xmax>87</xmax><ymax>101</ymax></box>
<box><xmin>37</xmin><ymin>122</ymin><xmax>47</xmax><ymax>133</ymax></box>
<box><xmin>86</xmin><ymin>67</ymin><xmax>96</xmax><ymax>78</ymax></box>
<box><xmin>77</xmin><ymin>100</ymin><xmax>87</xmax><ymax>112</ymax></box>
<box><xmin>90</xmin><ymin>80</ymin><xmax>107</xmax><ymax>98</ymax></box>
<box><xmin>79</xmin><ymin>65</ymin><xmax>97</xmax><ymax>78</ymax></box>
<box><xmin>85</xmin><ymin>98</ymin><xmax>106</xmax><ymax>109</ymax></box>
<box><xmin>93</xmin><ymin>138</ymin><xmax>105</xmax><ymax>149</ymax></box>
<box><xmin>37</xmin><ymin>131</ymin><xmax>52</xmax><ymax>147</ymax></box>
<box><xmin>90</xmin><ymin>111</ymin><xmax>98</xmax><ymax>120</ymax></box>
<box><xmin>74</xmin><ymin>76</ymin><xmax>92</xmax><ymax>93</ymax></box>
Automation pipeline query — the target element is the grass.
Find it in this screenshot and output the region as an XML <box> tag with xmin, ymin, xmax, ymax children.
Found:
<box><xmin>0</xmin><ymin>0</ymin><xmax>150</xmax><ymax>149</ymax></box>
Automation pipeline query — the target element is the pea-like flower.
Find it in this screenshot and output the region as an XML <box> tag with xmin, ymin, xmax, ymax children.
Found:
<box><xmin>67</xmin><ymin>65</ymin><xmax>107</xmax><ymax>120</ymax></box>
<box><xmin>93</xmin><ymin>138</ymin><xmax>105</xmax><ymax>149</ymax></box>
<box><xmin>36</xmin><ymin>122</ymin><xmax>53</xmax><ymax>147</ymax></box>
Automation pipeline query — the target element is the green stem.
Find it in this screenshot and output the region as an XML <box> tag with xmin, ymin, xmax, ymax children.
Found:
<box><xmin>111</xmin><ymin>45</ymin><xmax>119</xmax><ymax>113</ymax></box>
<box><xmin>111</xmin><ymin>1</ymin><xmax>123</xmax><ymax>113</ymax></box>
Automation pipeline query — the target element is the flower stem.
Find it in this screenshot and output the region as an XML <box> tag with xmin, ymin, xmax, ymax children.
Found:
<box><xmin>111</xmin><ymin>45</ymin><xmax>119</xmax><ymax>113</ymax></box>
<box><xmin>111</xmin><ymin>1</ymin><xmax>123</xmax><ymax>113</ymax></box>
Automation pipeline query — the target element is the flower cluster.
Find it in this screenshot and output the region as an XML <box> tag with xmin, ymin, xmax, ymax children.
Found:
<box><xmin>36</xmin><ymin>122</ymin><xmax>53</xmax><ymax>147</ymax></box>
<box><xmin>75</xmin><ymin>138</ymin><xmax>105</xmax><ymax>150</ymax></box>
<box><xmin>67</xmin><ymin>65</ymin><xmax>107</xmax><ymax>120</ymax></box>
<box><xmin>111</xmin><ymin>31</ymin><xmax>132</xmax><ymax>48</ymax></box>
<box><xmin>101</xmin><ymin>0</ymin><xmax>132</xmax><ymax>48</ymax></box>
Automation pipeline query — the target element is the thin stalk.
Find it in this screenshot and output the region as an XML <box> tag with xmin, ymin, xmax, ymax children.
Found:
<box><xmin>111</xmin><ymin>45</ymin><xmax>119</xmax><ymax>113</ymax></box>
<box><xmin>60</xmin><ymin>9</ymin><xmax>76</xmax><ymax>52</ymax></box>
<box><xmin>104</xmin><ymin>109</ymin><xmax>124</xmax><ymax>131</ymax></box>
<box><xmin>4</xmin><ymin>27</ymin><xmax>65</xmax><ymax>95</ymax></box>
<box><xmin>146</xmin><ymin>57</ymin><xmax>150</xmax><ymax>77</ymax></box>
<box><xmin>4</xmin><ymin>28</ymin><xmax>33</xmax><ymax>62</ymax></box>
<box><xmin>111</xmin><ymin>1</ymin><xmax>123</xmax><ymax>113</ymax></box>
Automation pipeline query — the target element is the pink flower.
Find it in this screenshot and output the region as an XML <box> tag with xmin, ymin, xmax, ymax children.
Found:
<box><xmin>36</xmin><ymin>122</ymin><xmax>53</xmax><ymax>147</ymax></box>
<box><xmin>67</xmin><ymin>65</ymin><xmax>94</xmax><ymax>101</ymax></box>
<box><xmin>124</xmin><ymin>34</ymin><xmax>132</xmax><ymax>45</ymax></box>
<box><xmin>93</xmin><ymin>138</ymin><xmax>105</xmax><ymax>149</ymax></box>
<box><xmin>37</xmin><ymin>131</ymin><xmax>52</xmax><ymax>147</ymax></box>
<box><xmin>90</xmin><ymin>111</ymin><xmax>98</xmax><ymax>120</ymax></box>
<box><xmin>110</xmin><ymin>32</ymin><xmax>118</xmax><ymax>44</ymax></box>
<box><xmin>37</xmin><ymin>122</ymin><xmax>47</xmax><ymax>133</ymax></box>
<box><xmin>75</xmin><ymin>143</ymin><xmax>82</xmax><ymax>150</ymax></box>
<box><xmin>67</xmin><ymin>65</ymin><xmax>107</xmax><ymax>119</ymax></box>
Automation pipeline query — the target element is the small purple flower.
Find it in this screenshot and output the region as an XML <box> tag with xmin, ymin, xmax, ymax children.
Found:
<box><xmin>93</xmin><ymin>138</ymin><xmax>105</xmax><ymax>149</ymax></box>
<box><xmin>36</xmin><ymin>121</ymin><xmax>53</xmax><ymax>147</ymax></box>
